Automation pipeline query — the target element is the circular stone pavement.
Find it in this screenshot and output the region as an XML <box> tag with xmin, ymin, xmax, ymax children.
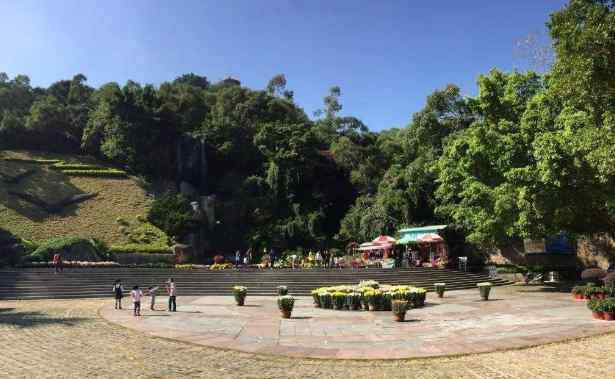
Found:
<box><xmin>100</xmin><ymin>286</ymin><xmax>615</xmax><ymax>359</ymax></box>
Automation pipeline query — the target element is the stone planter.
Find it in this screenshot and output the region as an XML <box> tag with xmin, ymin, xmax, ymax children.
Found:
<box><xmin>604</xmin><ymin>312</ymin><xmax>615</xmax><ymax>321</ymax></box>
<box><xmin>478</xmin><ymin>285</ymin><xmax>491</xmax><ymax>301</ymax></box>
<box><xmin>235</xmin><ymin>295</ymin><xmax>245</xmax><ymax>306</ymax></box>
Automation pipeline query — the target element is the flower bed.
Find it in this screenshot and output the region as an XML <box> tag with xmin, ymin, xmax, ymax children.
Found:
<box><xmin>210</xmin><ymin>263</ymin><xmax>234</xmax><ymax>270</ymax></box>
<box><xmin>311</xmin><ymin>281</ymin><xmax>427</xmax><ymax>311</ymax></box>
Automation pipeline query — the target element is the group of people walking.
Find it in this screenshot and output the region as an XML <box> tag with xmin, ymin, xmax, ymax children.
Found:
<box><xmin>112</xmin><ymin>278</ymin><xmax>177</xmax><ymax>317</ymax></box>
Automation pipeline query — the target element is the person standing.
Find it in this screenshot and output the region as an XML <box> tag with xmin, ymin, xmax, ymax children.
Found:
<box><xmin>53</xmin><ymin>253</ymin><xmax>63</xmax><ymax>273</ymax></box>
<box><xmin>131</xmin><ymin>285</ymin><xmax>143</xmax><ymax>317</ymax></box>
<box><xmin>315</xmin><ymin>251</ymin><xmax>323</xmax><ymax>268</ymax></box>
<box><xmin>112</xmin><ymin>279</ymin><xmax>124</xmax><ymax>310</ymax></box>
<box><xmin>246</xmin><ymin>247</ymin><xmax>253</xmax><ymax>266</ymax></box>
<box><xmin>166</xmin><ymin>278</ymin><xmax>177</xmax><ymax>312</ymax></box>
<box><xmin>269</xmin><ymin>248</ymin><xmax>276</xmax><ymax>269</ymax></box>
<box><xmin>148</xmin><ymin>285</ymin><xmax>159</xmax><ymax>311</ymax></box>
<box><xmin>235</xmin><ymin>250</ymin><xmax>241</xmax><ymax>268</ymax></box>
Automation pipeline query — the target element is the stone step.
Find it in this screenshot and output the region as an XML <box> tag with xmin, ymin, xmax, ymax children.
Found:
<box><xmin>0</xmin><ymin>268</ymin><xmax>507</xmax><ymax>300</ymax></box>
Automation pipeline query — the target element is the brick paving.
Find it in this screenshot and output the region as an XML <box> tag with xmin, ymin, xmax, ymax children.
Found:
<box><xmin>100</xmin><ymin>286</ymin><xmax>615</xmax><ymax>359</ymax></box>
<box><xmin>0</xmin><ymin>287</ymin><xmax>614</xmax><ymax>378</ymax></box>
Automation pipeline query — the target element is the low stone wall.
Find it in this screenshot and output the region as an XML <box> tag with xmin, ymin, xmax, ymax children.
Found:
<box><xmin>112</xmin><ymin>253</ymin><xmax>175</xmax><ymax>265</ymax></box>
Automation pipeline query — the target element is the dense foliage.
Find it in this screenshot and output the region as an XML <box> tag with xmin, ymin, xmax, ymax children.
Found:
<box><xmin>2</xmin><ymin>0</ymin><xmax>614</xmax><ymax>253</ymax></box>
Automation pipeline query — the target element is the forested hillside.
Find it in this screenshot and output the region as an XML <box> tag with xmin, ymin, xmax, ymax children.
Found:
<box><xmin>1</xmin><ymin>0</ymin><xmax>614</xmax><ymax>254</ymax></box>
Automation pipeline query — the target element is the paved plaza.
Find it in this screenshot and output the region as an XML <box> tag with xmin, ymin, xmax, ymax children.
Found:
<box><xmin>100</xmin><ymin>286</ymin><xmax>615</xmax><ymax>359</ymax></box>
<box><xmin>1</xmin><ymin>287</ymin><xmax>615</xmax><ymax>378</ymax></box>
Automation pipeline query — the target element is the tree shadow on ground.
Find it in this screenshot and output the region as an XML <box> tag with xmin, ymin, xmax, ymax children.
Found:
<box><xmin>0</xmin><ymin>310</ymin><xmax>89</xmax><ymax>328</ymax></box>
<box><xmin>0</xmin><ymin>161</ymin><xmax>86</xmax><ymax>221</ymax></box>
<box><xmin>514</xmin><ymin>283</ymin><xmax>574</xmax><ymax>293</ymax></box>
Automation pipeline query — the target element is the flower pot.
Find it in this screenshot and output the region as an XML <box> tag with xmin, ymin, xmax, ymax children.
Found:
<box><xmin>437</xmin><ymin>292</ymin><xmax>444</xmax><ymax>298</ymax></box>
<box><xmin>280</xmin><ymin>310</ymin><xmax>292</xmax><ymax>319</ymax></box>
<box><xmin>393</xmin><ymin>313</ymin><xmax>405</xmax><ymax>322</ymax></box>
<box><xmin>235</xmin><ymin>297</ymin><xmax>245</xmax><ymax>306</ymax></box>
<box><xmin>604</xmin><ymin>312</ymin><xmax>615</xmax><ymax>321</ymax></box>
<box><xmin>592</xmin><ymin>311</ymin><xmax>604</xmax><ymax>320</ymax></box>
<box><xmin>573</xmin><ymin>294</ymin><xmax>584</xmax><ymax>300</ymax></box>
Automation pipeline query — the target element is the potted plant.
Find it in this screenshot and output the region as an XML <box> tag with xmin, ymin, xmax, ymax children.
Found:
<box><xmin>382</xmin><ymin>292</ymin><xmax>393</xmax><ymax>311</ymax></box>
<box><xmin>319</xmin><ymin>292</ymin><xmax>332</xmax><ymax>309</ymax></box>
<box><xmin>364</xmin><ymin>289</ymin><xmax>377</xmax><ymax>311</ymax></box>
<box><xmin>409</xmin><ymin>288</ymin><xmax>427</xmax><ymax>307</ymax></box>
<box><xmin>277</xmin><ymin>285</ymin><xmax>288</xmax><ymax>296</ymax></box>
<box><xmin>571</xmin><ymin>285</ymin><xmax>586</xmax><ymax>300</ymax></box>
<box><xmin>587</xmin><ymin>299</ymin><xmax>604</xmax><ymax>320</ymax></box>
<box><xmin>392</xmin><ymin>300</ymin><xmax>408</xmax><ymax>322</ymax></box>
<box><xmin>434</xmin><ymin>283</ymin><xmax>446</xmax><ymax>298</ymax></box>
<box><xmin>232</xmin><ymin>285</ymin><xmax>247</xmax><ymax>306</ymax></box>
<box><xmin>477</xmin><ymin>282</ymin><xmax>492</xmax><ymax>301</ymax></box>
<box><xmin>603</xmin><ymin>299</ymin><xmax>615</xmax><ymax>321</ymax></box>
<box><xmin>359</xmin><ymin>289</ymin><xmax>370</xmax><ymax>310</ymax></box>
<box><xmin>311</xmin><ymin>289</ymin><xmax>321</xmax><ymax>308</ymax></box>
<box><xmin>332</xmin><ymin>291</ymin><xmax>346</xmax><ymax>310</ymax></box>
<box><xmin>277</xmin><ymin>295</ymin><xmax>295</xmax><ymax>318</ymax></box>
<box><xmin>346</xmin><ymin>292</ymin><xmax>362</xmax><ymax>310</ymax></box>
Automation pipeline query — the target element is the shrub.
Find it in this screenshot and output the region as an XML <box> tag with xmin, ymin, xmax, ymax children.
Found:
<box><xmin>51</xmin><ymin>163</ymin><xmax>107</xmax><ymax>171</ymax></box>
<box><xmin>60</xmin><ymin>169</ymin><xmax>128</xmax><ymax>178</ymax></box>
<box><xmin>319</xmin><ymin>292</ymin><xmax>332</xmax><ymax>309</ymax></box>
<box><xmin>147</xmin><ymin>193</ymin><xmax>194</xmax><ymax>239</ymax></box>
<box><xmin>603</xmin><ymin>272</ymin><xmax>615</xmax><ymax>288</ymax></box>
<box><xmin>603</xmin><ymin>298</ymin><xmax>615</xmax><ymax>313</ymax></box>
<box><xmin>31</xmin><ymin>237</ymin><xmax>103</xmax><ymax>261</ymax></box>
<box><xmin>277</xmin><ymin>285</ymin><xmax>288</xmax><ymax>296</ymax></box>
<box><xmin>108</xmin><ymin>244</ymin><xmax>172</xmax><ymax>254</ymax></box>
<box><xmin>581</xmin><ymin>268</ymin><xmax>606</xmax><ymax>284</ymax></box>
<box><xmin>2</xmin><ymin>158</ymin><xmax>61</xmax><ymax>164</ymax></box>
<box><xmin>346</xmin><ymin>292</ymin><xmax>362</xmax><ymax>310</ymax></box>
<box><xmin>311</xmin><ymin>289</ymin><xmax>321</xmax><ymax>307</ymax></box>
<box><xmin>571</xmin><ymin>285</ymin><xmax>586</xmax><ymax>296</ymax></box>
<box><xmin>127</xmin><ymin>222</ymin><xmax>170</xmax><ymax>246</ymax></box>
<box><xmin>210</xmin><ymin>263</ymin><xmax>233</xmax><ymax>270</ymax></box>
<box><xmin>332</xmin><ymin>292</ymin><xmax>346</xmax><ymax>310</ymax></box>
<box><xmin>232</xmin><ymin>285</ymin><xmax>247</xmax><ymax>305</ymax></box>
<box><xmin>0</xmin><ymin>228</ymin><xmax>29</xmax><ymax>266</ymax></box>
<box><xmin>277</xmin><ymin>295</ymin><xmax>295</xmax><ymax>312</ymax></box>
<box><xmin>586</xmin><ymin>299</ymin><xmax>601</xmax><ymax>312</ymax></box>
<box><xmin>392</xmin><ymin>300</ymin><xmax>408</xmax><ymax>315</ymax></box>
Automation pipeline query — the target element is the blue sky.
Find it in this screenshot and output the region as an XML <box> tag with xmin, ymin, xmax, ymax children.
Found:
<box><xmin>0</xmin><ymin>0</ymin><xmax>567</xmax><ymax>131</ymax></box>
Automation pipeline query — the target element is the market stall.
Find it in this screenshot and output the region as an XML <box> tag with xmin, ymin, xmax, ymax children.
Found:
<box><xmin>397</xmin><ymin>225</ymin><xmax>449</xmax><ymax>268</ymax></box>
<box><xmin>356</xmin><ymin>235</ymin><xmax>396</xmax><ymax>268</ymax></box>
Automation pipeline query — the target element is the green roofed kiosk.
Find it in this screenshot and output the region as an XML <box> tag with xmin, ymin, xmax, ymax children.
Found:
<box><xmin>397</xmin><ymin>225</ymin><xmax>448</xmax><ymax>268</ymax></box>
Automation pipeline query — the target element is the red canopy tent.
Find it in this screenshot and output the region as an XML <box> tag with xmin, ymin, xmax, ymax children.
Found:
<box><xmin>372</xmin><ymin>235</ymin><xmax>396</xmax><ymax>244</ymax></box>
<box><xmin>416</xmin><ymin>233</ymin><xmax>444</xmax><ymax>243</ymax></box>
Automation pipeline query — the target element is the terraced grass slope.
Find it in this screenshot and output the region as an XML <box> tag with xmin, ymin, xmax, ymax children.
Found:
<box><xmin>0</xmin><ymin>150</ymin><xmax>155</xmax><ymax>245</ymax></box>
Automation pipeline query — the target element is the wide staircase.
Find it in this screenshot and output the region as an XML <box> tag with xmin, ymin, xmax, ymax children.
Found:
<box><xmin>0</xmin><ymin>267</ymin><xmax>509</xmax><ymax>300</ymax></box>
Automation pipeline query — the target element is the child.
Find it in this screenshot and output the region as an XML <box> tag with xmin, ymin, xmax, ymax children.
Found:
<box><xmin>131</xmin><ymin>285</ymin><xmax>143</xmax><ymax>316</ymax></box>
<box><xmin>166</xmin><ymin>278</ymin><xmax>177</xmax><ymax>312</ymax></box>
<box><xmin>112</xmin><ymin>279</ymin><xmax>124</xmax><ymax>310</ymax></box>
<box><xmin>148</xmin><ymin>285</ymin><xmax>159</xmax><ymax>311</ymax></box>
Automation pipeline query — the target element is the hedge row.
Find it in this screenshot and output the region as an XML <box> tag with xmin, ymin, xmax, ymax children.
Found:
<box><xmin>109</xmin><ymin>244</ymin><xmax>173</xmax><ymax>254</ymax></box>
<box><xmin>51</xmin><ymin>163</ymin><xmax>107</xmax><ymax>171</ymax></box>
<box><xmin>2</xmin><ymin>158</ymin><xmax>61</xmax><ymax>164</ymax></box>
<box><xmin>61</xmin><ymin>169</ymin><xmax>128</xmax><ymax>178</ymax></box>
